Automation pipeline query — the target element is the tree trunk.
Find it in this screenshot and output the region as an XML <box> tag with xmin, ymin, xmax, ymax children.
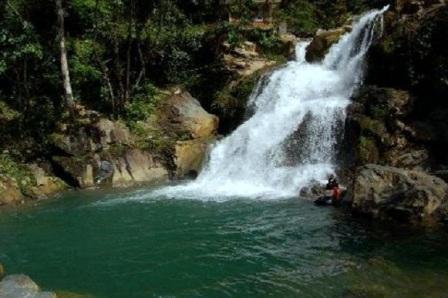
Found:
<box><xmin>56</xmin><ymin>0</ymin><xmax>75</xmax><ymax>111</ymax></box>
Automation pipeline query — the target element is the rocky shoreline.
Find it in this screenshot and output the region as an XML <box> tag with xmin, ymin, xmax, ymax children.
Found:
<box><xmin>2</xmin><ymin>0</ymin><xmax>448</xmax><ymax>226</ymax></box>
<box><xmin>1</xmin><ymin>89</ymin><xmax>219</xmax><ymax>206</ymax></box>
<box><xmin>0</xmin><ymin>37</ymin><xmax>284</xmax><ymax>208</ymax></box>
<box><xmin>0</xmin><ymin>265</ymin><xmax>91</xmax><ymax>298</ymax></box>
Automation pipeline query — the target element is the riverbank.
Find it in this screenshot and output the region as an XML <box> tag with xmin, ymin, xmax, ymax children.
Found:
<box><xmin>2</xmin><ymin>1</ymin><xmax>448</xmax><ymax>226</ymax></box>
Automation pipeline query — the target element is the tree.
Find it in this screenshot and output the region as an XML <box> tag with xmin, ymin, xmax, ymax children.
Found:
<box><xmin>56</xmin><ymin>0</ymin><xmax>75</xmax><ymax>111</ymax></box>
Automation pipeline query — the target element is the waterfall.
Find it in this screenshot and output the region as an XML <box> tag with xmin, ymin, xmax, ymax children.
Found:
<box><xmin>157</xmin><ymin>6</ymin><xmax>389</xmax><ymax>200</ymax></box>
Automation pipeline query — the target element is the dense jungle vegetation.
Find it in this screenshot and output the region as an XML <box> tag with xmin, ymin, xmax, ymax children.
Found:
<box><xmin>0</xmin><ymin>0</ymin><xmax>387</xmax><ymax>158</ymax></box>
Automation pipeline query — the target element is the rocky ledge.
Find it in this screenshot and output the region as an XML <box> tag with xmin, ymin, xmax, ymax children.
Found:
<box><xmin>339</xmin><ymin>0</ymin><xmax>448</xmax><ymax>224</ymax></box>
<box><xmin>1</xmin><ymin>89</ymin><xmax>218</xmax><ymax>206</ymax></box>
<box><xmin>352</xmin><ymin>165</ymin><xmax>448</xmax><ymax>223</ymax></box>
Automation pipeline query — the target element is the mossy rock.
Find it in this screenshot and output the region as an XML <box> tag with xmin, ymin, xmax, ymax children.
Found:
<box><xmin>0</xmin><ymin>153</ymin><xmax>37</xmax><ymax>196</ymax></box>
<box><xmin>212</xmin><ymin>68</ymin><xmax>268</xmax><ymax>133</ymax></box>
<box><xmin>359</xmin><ymin>116</ymin><xmax>387</xmax><ymax>137</ymax></box>
<box><xmin>357</xmin><ymin>136</ymin><xmax>380</xmax><ymax>164</ymax></box>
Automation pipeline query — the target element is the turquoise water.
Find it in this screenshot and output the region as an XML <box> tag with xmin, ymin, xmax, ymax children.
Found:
<box><xmin>1</xmin><ymin>187</ymin><xmax>448</xmax><ymax>297</ymax></box>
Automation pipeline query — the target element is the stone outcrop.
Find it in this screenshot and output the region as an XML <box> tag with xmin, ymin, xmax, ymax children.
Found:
<box><xmin>164</xmin><ymin>90</ymin><xmax>218</xmax><ymax>178</ymax></box>
<box><xmin>223</xmin><ymin>41</ymin><xmax>277</xmax><ymax>77</ymax></box>
<box><xmin>345</xmin><ymin>86</ymin><xmax>432</xmax><ymax>171</ymax></box>
<box><xmin>352</xmin><ymin>164</ymin><xmax>448</xmax><ymax>223</ymax></box>
<box><xmin>305</xmin><ymin>27</ymin><xmax>349</xmax><ymax>62</ymax></box>
<box><xmin>26</xmin><ymin>164</ymin><xmax>67</xmax><ymax>199</ymax></box>
<box><xmin>49</xmin><ymin>89</ymin><xmax>218</xmax><ymax>189</ymax></box>
<box><xmin>0</xmin><ymin>274</ymin><xmax>56</xmax><ymax>298</ymax></box>
<box><xmin>0</xmin><ymin>162</ymin><xmax>66</xmax><ymax>206</ymax></box>
<box><xmin>164</xmin><ymin>91</ymin><xmax>219</xmax><ymax>140</ymax></box>
<box><xmin>339</xmin><ymin>2</ymin><xmax>448</xmax><ymax>224</ymax></box>
<box><xmin>174</xmin><ymin>140</ymin><xmax>209</xmax><ymax>178</ymax></box>
<box><xmin>0</xmin><ymin>175</ymin><xmax>24</xmax><ymax>206</ymax></box>
<box><xmin>111</xmin><ymin>149</ymin><xmax>169</xmax><ymax>187</ymax></box>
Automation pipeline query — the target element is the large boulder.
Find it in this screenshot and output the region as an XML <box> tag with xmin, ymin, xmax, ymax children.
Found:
<box><xmin>0</xmin><ymin>274</ymin><xmax>56</xmax><ymax>298</ymax></box>
<box><xmin>174</xmin><ymin>140</ymin><xmax>210</xmax><ymax>178</ymax></box>
<box><xmin>111</xmin><ymin>149</ymin><xmax>168</xmax><ymax>187</ymax></box>
<box><xmin>352</xmin><ymin>164</ymin><xmax>448</xmax><ymax>222</ymax></box>
<box><xmin>49</xmin><ymin>91</ymin><xmax>218</xmax><ymax>187</ymax></box>
<box><xmin>26</xmin><ymin>164</ymin><xmax>67</xmax><ymax>199</ymax></box>
<box><xmin>165</xmin><ymin>90</ymin><xmax>219</xmax><ymax>139</ymax></box>
<box><xmin>160</xmin><ymin>90</ymin><xmax>219</xmax><ymax>178</ymax></box>
<box><xmin>305</xmin><ymin>27</ymin><xmax>348</xmax><ymax>62</ymax></box>
<box><xmin>0</xmin><ymin>175</ymin><xmax>24</xmax><ymax>206</ymax></box>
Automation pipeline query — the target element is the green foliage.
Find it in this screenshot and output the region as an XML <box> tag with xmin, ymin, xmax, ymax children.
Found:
<box><xmin>123</xmin><ymin>84</ymin><xmax>163</xmax><ymax>127</ymax></box>
<box><xmin>0</xmin><ymin>152</ymin><xmax>36</xmax><ymax>193</ymax></box>
<box><xmin>0</xmin><ymin>101</ymin><xmax>20</xmax><ymax>121</ymax></box>
<box><xmin>278</xmin><ymin>0</ymin><xmax>319</xmax><ymax>36</ymax></box>
<box><xmin>357</xmin><ymin>136</ymin><xmax>379</xmax><ymax>164</ymax></box>
<box><xmin>228</xmin><ymin>0</ymin><xmax>256</xmax><ymax>22</ymax></box>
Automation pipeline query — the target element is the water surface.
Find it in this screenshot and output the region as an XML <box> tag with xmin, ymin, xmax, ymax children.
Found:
<box><xmin>1</xmin><ymin>188</ymin><xmax>447</xmax><ymax>297</ymax></box>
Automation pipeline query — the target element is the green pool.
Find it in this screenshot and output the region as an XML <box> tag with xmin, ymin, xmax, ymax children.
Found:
<box><xmin>1</xmin><ymin>187</ymin><xmax>447</xmax><ymax>297</ymax></box>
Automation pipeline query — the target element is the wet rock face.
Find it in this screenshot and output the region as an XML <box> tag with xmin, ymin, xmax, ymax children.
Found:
<box><xmin>352</xmin><ymin>164</ymin><xmax>448</xmax><ymax>222</ymax></box>
<box><xmin>345</xmin><ymin>86</ymin><xmax>432</xmax><ymax>170</ymax></box>
<box><xmin>0</xmin><ymin>274</ymin><xmax>56</xmax><ymax>298</ymax></box>
<box><xmin>345</xmin><ymin>2</ymin><xmax>448</xmax><ymax>170</ymax></box>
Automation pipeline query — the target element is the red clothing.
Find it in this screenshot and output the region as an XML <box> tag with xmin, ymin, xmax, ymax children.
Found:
<box><xmin>332</xmin><ymin>186</ymin><xmax>342</xmax><ymax>201</ymax></box>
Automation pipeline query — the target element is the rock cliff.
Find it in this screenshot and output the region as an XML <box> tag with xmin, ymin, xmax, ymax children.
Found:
<box><xmin>341</xmin><ymin>0</ymin><xmax>448</xmax><ymax>223</ymax></box>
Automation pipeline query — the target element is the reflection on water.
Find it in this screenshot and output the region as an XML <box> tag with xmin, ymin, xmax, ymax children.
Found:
<box><xmin>0</xmin><ymin>188</ymin><xmax>447</xmax><ymax>298</ymax></box>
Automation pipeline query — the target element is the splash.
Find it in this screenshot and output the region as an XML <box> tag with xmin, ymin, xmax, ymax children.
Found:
<box><xmin>156</xmin><ymin>7</ymin><xmax>388</xmax><ymax>200</ymax></box>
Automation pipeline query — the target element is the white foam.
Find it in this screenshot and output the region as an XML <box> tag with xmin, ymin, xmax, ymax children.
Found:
<box><xmin>151</xmin><ymin>7</ymin><xmax>388</xmax><ymax>201</ymax></box>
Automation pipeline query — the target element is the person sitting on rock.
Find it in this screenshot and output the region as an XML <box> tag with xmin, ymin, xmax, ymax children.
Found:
<box><xmin>326</xmin><ymin>176</ymin><xmax>342</xmax><ymax>206</ymax></box>
<box><xmin>314</xmin><ymin>176</ymin><xmax>343</xmax><ymax>206</ymax></box>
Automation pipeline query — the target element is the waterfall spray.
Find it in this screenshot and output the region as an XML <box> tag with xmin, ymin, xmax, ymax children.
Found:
<box><xmin>156</xmin><ymin>6</ymin><xmax>389</xmax><ymax>200</ymax></box>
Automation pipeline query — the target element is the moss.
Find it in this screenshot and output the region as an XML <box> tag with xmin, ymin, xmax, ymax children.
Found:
<box><xmin>369</xmin><ymin>105</ymin><xmax>388</xmax><ymax>120</ymax></box>
<box><xmin>380</xmin><ymin>36</ymin><xmax>396</xmax><ymax>55</ymax></box>
<box><xmin>359</xmin><ymin>116</ymin><xmax>387</xmax><ymax>138</ymax></box>
<box><xmin>0</xmin><ymin>152</ymin><xmax>36</xmax><ymax>195</ymax></box>
<box><xmin>213</xmin><ymin>68</ymin><xmax>264</xmax><ymax>112</ymax></box>
<box><xmin>357</xmin><ymin>136</ymin><xmax>380</xmax><ymax>164</ymax></box>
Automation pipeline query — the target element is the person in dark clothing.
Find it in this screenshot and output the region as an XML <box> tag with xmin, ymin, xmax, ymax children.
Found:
<box><xmin>314</xmin><ymin>176</ymin><xmax>342</xmax><ymax>206</ymax></box>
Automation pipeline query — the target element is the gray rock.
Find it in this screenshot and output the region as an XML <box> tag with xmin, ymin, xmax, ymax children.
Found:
<box><xmin>0</xmin><ymin>274</ymin><xmax>56</xmax><ymax>298</ymax></box>
<box><xmin>352</xmin><ymin>164</ymin><xmax>448</xmax><ymax>222</ymax></box>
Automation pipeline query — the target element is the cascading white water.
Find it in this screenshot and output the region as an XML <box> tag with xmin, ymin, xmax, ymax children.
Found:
<box><xmin>157</xmin><ymin>7</ymin><xmax>388</xmax><ymax>200</ymax></box>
